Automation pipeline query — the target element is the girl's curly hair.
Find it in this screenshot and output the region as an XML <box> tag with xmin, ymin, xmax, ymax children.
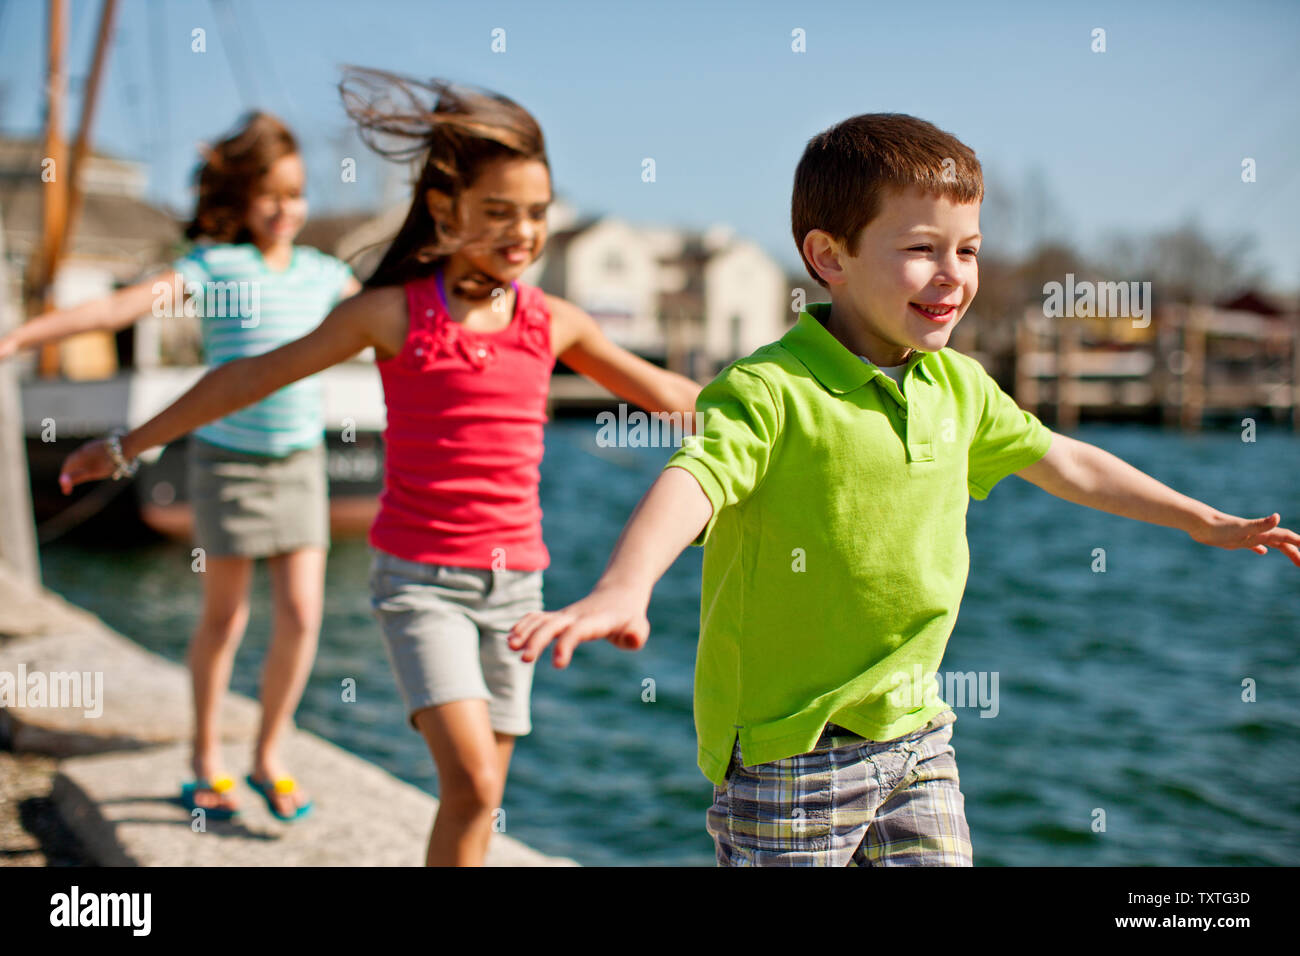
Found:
<box><xmin>185</xmin><ymin>111</ymin><xmax>299</xmax><ymax>244</ymax></box>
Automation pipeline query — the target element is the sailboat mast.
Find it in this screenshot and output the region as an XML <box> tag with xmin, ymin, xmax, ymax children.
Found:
<box><xmin>27</xmin><ymin>0</ymin><xmax>119</xmax><ymax>379</ymax></box>
<box><xmin>30</xmin><ymin>0</ymin><xmax>67</xmax><ymax>378</ymax></box>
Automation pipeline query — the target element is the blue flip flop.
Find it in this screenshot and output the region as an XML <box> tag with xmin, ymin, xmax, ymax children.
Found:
<box><xmin>179</xmin><ymin>776</ymin><xmax>240</xmax><ymax>819</ymax></box>
<box><xmin>245</xmin><ymin>774</ymin><xmax>313</xmax><ymax>822</ymax></box>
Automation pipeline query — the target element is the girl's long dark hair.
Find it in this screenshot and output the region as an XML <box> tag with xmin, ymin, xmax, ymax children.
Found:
<box><xmin>338</xmin><ymin>66</ymin><xmax>549</xmax><ymax>294</ymax></box>
<box><xmin>185</xmin><ymin>111</ymin><xmax>299</xmax><ymax>243</ymax></box>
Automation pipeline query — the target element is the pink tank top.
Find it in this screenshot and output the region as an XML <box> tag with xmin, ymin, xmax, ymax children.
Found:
<box><xmin>369</xmin><ymin>269</ymin><xmax>553</xmax><ymax>570</ymax></box>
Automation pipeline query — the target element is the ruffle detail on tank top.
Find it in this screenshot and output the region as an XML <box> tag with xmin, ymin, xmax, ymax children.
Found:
<box><xmin>516</xmin><ymin>289</ymin><xmax>552</xmax><ymax>359</ymax></box>
<box><xmin>399</xmin><ymin>315</ymin><xmax>496</xmax><ymax>371</ymax></box>
<box><xmin>400</xmin><ymin>327</ymin><xmax>440</xmax><ymax>372</ymax></box>
<box><xmin>399</xmin><ymin>284</ymin><xmax>548</xmax><ymax>372</ymax></box>
<box><xmin>439</xmin><ymin>321</ymin><xmax>498</xmax><ymax>370</ymax></box>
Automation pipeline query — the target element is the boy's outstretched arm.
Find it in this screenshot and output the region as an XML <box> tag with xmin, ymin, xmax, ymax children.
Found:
<box><xmin>1015</xmin><ymin>432</ymin><xmax>1300</xmax><ymax>566</ymax></box>
<box><xmin>508</xmin><ymin>465</ymin><xmax>713</xmax><ymax>668</ymax></box>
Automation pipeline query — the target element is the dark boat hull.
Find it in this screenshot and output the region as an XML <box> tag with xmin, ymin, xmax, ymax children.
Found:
<box><xmin>27</xmin><ymin>433</ymin><xmax>384</xmax><ymax>546</ymax></box>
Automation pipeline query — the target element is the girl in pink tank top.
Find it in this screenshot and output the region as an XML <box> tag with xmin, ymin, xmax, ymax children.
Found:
<box><xmin>369</xmin><ymin>266</ymin><xmax>553</xmax><ymax>570</ymax></box>
<box><xmin>58</xmin><ymin>66</ymin><xmax>702</xmax><ymax>866</ymax></box>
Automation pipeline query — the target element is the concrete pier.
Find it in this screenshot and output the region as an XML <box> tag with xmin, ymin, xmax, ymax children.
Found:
<box><xmin>0</xmin><ymin>561</ymin><xmax>578</xmax><ymax>866</ymax></box>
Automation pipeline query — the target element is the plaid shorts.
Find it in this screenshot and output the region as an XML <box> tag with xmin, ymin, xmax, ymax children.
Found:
<box><xmin>706</xmin><ymin>709</ymin><xmax>972</xmax><ymax>866</ymax></box>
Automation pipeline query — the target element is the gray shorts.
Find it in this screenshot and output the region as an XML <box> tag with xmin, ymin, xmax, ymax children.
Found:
<box><xmin>367</xmin><ymin>546</ymin><xmax>544</xmax><ymax>736</ymax></box>
<box><xmin>186</xmin><ymin>436</ymin><xmax>330</xmax><ymax>558</ymax></box>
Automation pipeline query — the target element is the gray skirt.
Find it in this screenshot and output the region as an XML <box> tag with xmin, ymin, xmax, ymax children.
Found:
<box><xmin>186</xmin><ymin>436</ymin><xmax>330</xmax><ymax>558</ymax></box>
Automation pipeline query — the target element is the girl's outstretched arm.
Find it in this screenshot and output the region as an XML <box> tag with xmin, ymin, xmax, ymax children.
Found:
<box><xmin>58</xmin><ymin>286</ymin><xmax>400</xmax><ymax>492</ymax></box>
<box><xmin>546</xmin><ymin>294</ymin><xmax>700</xmax><ymax>417</ymax></box>
<box><xmin>0</xmin><ymin>271</ymin><xmax>172</xmax><ymax>361</ymax></box>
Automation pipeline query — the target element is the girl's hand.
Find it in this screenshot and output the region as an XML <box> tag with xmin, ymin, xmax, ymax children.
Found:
<box><xmin>507</xmin><ymin>583</ymin><xmax>651</xmax><ymax>668</ymax></box>
<box><xmin>1189</xmin><ymin>511</ymin><xmax>1300</xmax><ymax>567</ymax></box>
<box><xmin>58</xmin><ymin>440</ymin><xmax>116</xmax><ymax>494</ymax></box>
<box><xmin>0</xmin><ymin>333</ymin><xmax>20</xmax><ymax>361</ymax></box>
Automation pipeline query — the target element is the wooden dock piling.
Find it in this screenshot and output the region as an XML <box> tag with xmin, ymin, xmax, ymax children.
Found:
<box><xmin>0</xmin><ymin>208</ymin><xmax>41</xmax><ymax>587</ymax></box>
<box><xmin>1015</xmin><ymin>299</ymin><xmax>1297</xmax><ymax>430</ymax></box>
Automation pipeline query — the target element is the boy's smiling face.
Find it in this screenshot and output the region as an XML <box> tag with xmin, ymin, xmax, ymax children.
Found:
<box><xmin>808</xmin><ymin>184</ymin><xmax>981</xmax><ymax>366</ymax></box>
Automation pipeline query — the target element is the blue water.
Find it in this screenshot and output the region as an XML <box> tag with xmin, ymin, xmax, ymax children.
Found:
<box><xmin>38</xmin><ymin>422</ymin><xmax>1300</xmax><ymax>865</ymax></box>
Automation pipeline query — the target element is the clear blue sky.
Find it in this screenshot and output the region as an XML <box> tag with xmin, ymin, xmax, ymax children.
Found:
<box><xmin>2</xmin><ymin>0</ymin><xmax>1297</xmax><ymax>292</ymax></box>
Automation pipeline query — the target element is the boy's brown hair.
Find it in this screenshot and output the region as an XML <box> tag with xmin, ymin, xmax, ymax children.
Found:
<box><xmin>792</xmin><ymin>113</ymin><xmax>983</xmax><ymax>286</ymax></box>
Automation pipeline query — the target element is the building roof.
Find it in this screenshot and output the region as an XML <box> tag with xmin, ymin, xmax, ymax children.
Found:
<box><xmin>0</xmin><ymin>136</ymin><xmax>181</xmax><ymax>277</ymax></box>
<box><xmin>1217</xmin><ymin>289</ymin><xmax>1292</xmax><ymax>316</ymax></box>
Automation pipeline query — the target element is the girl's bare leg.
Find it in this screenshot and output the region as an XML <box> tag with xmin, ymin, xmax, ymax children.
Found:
<box><xmin>254</xmin><ymin>545</ymin><xmax>325</xmax><ymax>815</ymax></box>
<box><xmin>188</xmin><ymin>554</ymin><xmax>254</xmax><ymax>812</ymax></box>
<box><xmin>415</xmin><ymin>700</ymin><xmax>514</xmax><ymax>866</ymax></box>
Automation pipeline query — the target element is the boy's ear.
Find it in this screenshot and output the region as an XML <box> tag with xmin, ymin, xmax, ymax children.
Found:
<box><xmin>803</xmin><ymin>229</ymin><xmax>847</xmax><ymax>287</ymax></box>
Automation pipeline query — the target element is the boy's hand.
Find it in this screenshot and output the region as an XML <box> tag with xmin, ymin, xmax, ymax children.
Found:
<box><xmin>1189</xmin><ymin>511</ymin><xmax>1300</xmax><ymax>566</ymax></box>
<box><xmin>0</xmin><ymin>334</ymin><xmax>20</xmax><ymax>361</ymax></box>
<box><xmin>58</xmin><ymin>440</ymin><xmax>116</xmax><ymax>494</ymax></box>
<box><xmin>507</xmin><ymin>583</ymin><xmax>651</xmax><ymax>668</ymax></box>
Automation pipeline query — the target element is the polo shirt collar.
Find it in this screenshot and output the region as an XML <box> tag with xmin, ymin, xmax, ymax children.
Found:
<box><xmin>782</xmin><ymin>303</ymin><xmax>934</xmax><ymax>394</ymax></box>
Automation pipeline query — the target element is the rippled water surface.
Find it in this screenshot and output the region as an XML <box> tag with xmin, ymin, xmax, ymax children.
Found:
<box><xmin>40</xmin><ymin>422</ymin><xmax>1300</xmax><ymax>865</ymax></box>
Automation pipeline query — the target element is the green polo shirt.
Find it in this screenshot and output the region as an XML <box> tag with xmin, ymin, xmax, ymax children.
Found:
<box><xmin>663</xmin><ymin>303</ymin><xmax>1054</xmax><ymax>786</ymax></box>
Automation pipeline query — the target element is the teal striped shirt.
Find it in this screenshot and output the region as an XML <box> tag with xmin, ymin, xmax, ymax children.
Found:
<box><xmin>173</xmin><ymin>243</ymin><xmax>354</xmax><ymax>456</ymax></box>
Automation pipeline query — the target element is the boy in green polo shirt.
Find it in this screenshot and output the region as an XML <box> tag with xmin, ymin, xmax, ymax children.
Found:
<box><xmin>507</xmin><ymin>113</ymin><xmax>1300</xmax><ymax>866</ymax></box>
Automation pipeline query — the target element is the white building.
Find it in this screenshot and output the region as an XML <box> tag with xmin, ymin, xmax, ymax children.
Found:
<box><xmin>534</xmin><ymin>216</ymin><xmax>662</xmax><ymax>354</ymax></box>
<box><xmin>538</xmin><ymin>215</ymin><xmax>789</xmax><ymax>375</ymax></box>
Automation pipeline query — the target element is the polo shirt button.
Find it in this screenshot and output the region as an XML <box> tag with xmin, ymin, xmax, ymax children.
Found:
<box><xmin>477</xmin><ymin>348</ymin><xmax>487</xmax><ymax>358</ymax></box>
<box><xmin>414</xmin><ymin>348</ymin><xmax>424</xmax><ymax>356</ymax></box>
<box><xmin>426</xmin><ymin>309</ymin><xmax>434</xmax><ymax>317</ymax></box>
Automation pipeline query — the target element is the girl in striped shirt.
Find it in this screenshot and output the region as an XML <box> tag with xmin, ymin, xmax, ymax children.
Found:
<box><xmin>8</xmin><ymin>113</ymin><xmax>358</xmax><ymax>821</ymax></box>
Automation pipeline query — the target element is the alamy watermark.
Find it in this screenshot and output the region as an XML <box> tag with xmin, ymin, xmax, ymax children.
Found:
<box><xmin>1042</xmin><ymin>273</ymin><xmax>1151</xmax><ymax>328</ymax></box>
<box><xmin>152</xmin><ymin>274</ymin><xmax>261</xmax><ymax>328</ymax></box>
<box><xmin>886</xmin><ymin>664</ymin><xmax>1000</xmax><ymax>718</ymax></box>
<box><xmin>49</xmin><ymin>886</ymin><xmax>150</xmax><ymax>936</ymax></box>
<box><xmin>595</xmin><ymin>404</ymin><xmax>704</xmax><ymax>456</ymax></box>
<box><xmin>0</xmin><ymin>664</ymin><xmax>103</xmax><ymax>718</ymax></box>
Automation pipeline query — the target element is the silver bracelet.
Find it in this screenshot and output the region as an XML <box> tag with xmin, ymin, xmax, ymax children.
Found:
<box><xmin>105</xmin><ymin>428</ymin><xmax>139</xmax><ymax>481</ymax></box>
